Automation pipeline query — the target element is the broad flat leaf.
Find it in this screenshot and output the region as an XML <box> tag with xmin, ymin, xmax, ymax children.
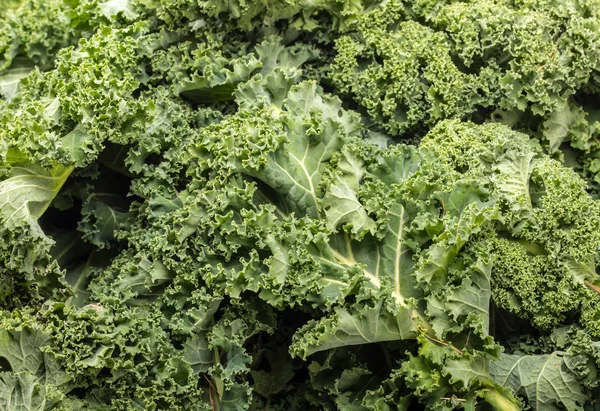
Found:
<box><xmin>445</xmin><ymin>356</ymin><xmax>490</xmax><ymax>387</ymax></box>
<box><xmin>317</xmin><ymin>146</ymin><xmax>425</xmax><ymax>303</ymax></box>
<box><xmin>322</xmin><ymin>146</ymin><xmax>376</xmax><ymax>236</ymax></box>
<box><xmin>541</xmin><ymin>101</ymin><xmax>590</xmax><ymax>153</ymax></box>
<box><xmin>490</xmin><ymin>352</ymin><xmax>587</xmax><ymax>411</ymax></box>
<box><xmin>426</xmin><ymin>258</ymin><xmax>493</xmax><ymax>336</ymax></box>
<box><xmin>219</xmin><ymin>382</ymin><xmax>252</xmax><ymax>411</ymax></box>
<box><xmin>0</xmin><ymin>327</ymin><xmax>70</xmax><ymax>411</ymax></box>
<box><xmin>0</xmin><ymin>63</ymin><xmax>33</xmax><ymax>102</ymax></box>
<box><xmin>357</xmin><ymin>145</ymin><xmax>425</xmax><ymax>304</ymax></box>
<box><xmin>250</xmin><ymin>348</ymin><xmax>295</xmax><ymax>398</ymax></box>
<box><xmin>493</xmin><ymin>152</ymin><xmax>535</xmax><ymax>210</ymax></box>
<box><xmin>292</xmin><ymin>146</ymin><xmax>496</xmax><ymax>356</ymax></box>
<box><xmin>221</xmin><ymin>345</ymin><xmax>252</xmax><ymax>378</ymax></box>
<box><xmin>254</xmin><ymin>81</ymin><xmax>361</xmax><ymax>218</ymax></box>
<box><xmin>193</xmin><ymin>77</ymin><xmax>361</xmax><ymax>218</ymax></box>
<box><xmin>183</xmin><ymin>335</ymin><xmax>214</xmax><ymax>374</ymax></box>
<box><xmin>291</xmin><ymin>298</ymin><xmax>417</xmax><ymax>358</ymax></box>
<box><xmin>79</xmin><ymin>194</ymin><xmax>130</xmax><ymax>248</ymax></box>
<box><xmin>98</xmin><ymin>0</ymin><xmax>138</xmax><ymax>19</ymax></box>
<box><xmin>446</xmin><ymin>269</ymin><xmax>491</xmax><ymax>326</ymax></box>
<box><xmin>0</xmin><ymin>327</ymin><xmax>69</xmax><ymax>389</ymax></box>
<box><xmin>0</xmin><ymin>164</ymin><xmax>72</xmax><ymax>228</ymax></box>
<box><xmin>61</xmin><ymin>126</ymin><xmax>95</xmax><ymax>165</ymax></box>
<box><xmin>0</xmin><ymin>328</ymin><xmax>48</xmax><ymax>375</ymax></box>
<box><xmin>416</xmin><ymin>182</ymin><xmax>496</xmax><ymax>293</ymax></box>
<box><xmin>0</xmin><ymin>372</ymin><xmax>60</xmax><ymax>411</ymax></box>
<box><xmin>562</xmin><ymin>257</ymin><xmax>597</xmax><ymax>286</ymax></box>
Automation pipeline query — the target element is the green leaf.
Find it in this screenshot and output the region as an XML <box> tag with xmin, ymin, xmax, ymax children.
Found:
<box><xmin>250</xmin><ymin>348</ymin><xmax>295</xmax><ymax>398</ymax></box>
<box><xmin>0</xmin><ymin>320</ymin><xmax>71</xmax><ymax>411</ymax></box>
<box><xmin>315</xmin><ymin>145</ymin><xmax>425</xmax><ymax>303</ymax></box>
<box><xmin>98</xmin><ymin>0</ymin><xmax>138</xmax><ymax>20</ymax></box>
<box><xmin>490</xmin><ymin>352</ymin><xmax>588</xmax><ymax>411</ymax></box>
<box><xmin>291</xmin><ymin>297</ymin><xmax>417</xmax><ymax>358</ymax></box>
<box><xmin>253</xmin><ymin>81</ymin><xmax>362</xmax><ymax>218</ymax></box>
<box><xmin>492</xmin><ymin>152</ymin><xmax>536</xmax><ymax>211</ymax></box>
<box><xmin>445</xmin><ymin>356</ymin><xmax>490</xmax><ymax>388</ymax></box>
<box><xmin>0</xmin><ymin>164</ymin><xmax>72</xmax><ymax>227</ymax></box>
<box><xmin>0</xmin><ymin>372</ymin><xmax>62</xmax><ymax>411</ymax></box>
<box><xmin>0</xmin><ymin>61</ymin><xmax>33</xmax><ymax>102</ymax></box>
<box><xmin>0</xmin><ymin>324</ymin><xmax>69</xmax><ymax>388</ymax></box>
<box><xmin>219</xmin><ymin>382</ymin><xmax>252</xmax><ymax>411</ymax></box>
<box><xmin>541</xmin><ymin>101</ymin><xmax>591</xmax><ymax>153</ymax></box>
<box><xmin>321</xmin><ymin>146</ymin><xmax>376</xmax><ymax>237</ymax></box>
<box><xmin>79</xmin><ymin>194</ymin><xmax>131</xmax><ymax>248</ymax></box>
<box><xmin>61</xmin><ymin>127</ymin><xmax>96</xmax><ymax>165</ymax></box>
<box><xmin>183</xmin><ymin>335</ymin><xmax>214</xmax><ymax>374</ymax></box>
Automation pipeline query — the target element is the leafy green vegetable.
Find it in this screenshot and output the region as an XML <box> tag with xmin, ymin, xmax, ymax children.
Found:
<box><xmin>1</xmin><ymin>0</ymin><xmax>600</xmax><ymax>409</ymax></box>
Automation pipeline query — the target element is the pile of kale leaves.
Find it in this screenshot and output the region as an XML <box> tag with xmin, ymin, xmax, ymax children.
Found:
<box><xmin>1</xmin><ymin>0</ymin><xmax>600</xmax><ymax>409</ymax></box>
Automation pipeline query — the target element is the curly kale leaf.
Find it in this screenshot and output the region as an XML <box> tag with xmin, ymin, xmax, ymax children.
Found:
<box><xmin>0</xmin><ymin>1</ymin><xmax>600</xmax><ymax>409</ymax></box>
<box><xmin>422</xmin><ymin>120</ymin><xmax>600</xmax><ymax>336</ymax></box>
<box><xmin>330</xmin><ymin>0</ymin><xmax>600</xmax><ymax>136</ymax></box>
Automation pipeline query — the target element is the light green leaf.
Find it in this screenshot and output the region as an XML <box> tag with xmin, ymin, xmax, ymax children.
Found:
<box><xmin>61</xmin><ymin>126</ymin><xmax>95</xmax><ymax>165</ymax></box>
<box><xmin>445</xmin><ymin>356</ymin><xmax>489</xmax><ymax>387</ymax></box>
<box><xmin>493</xmin><ymin>152</ymin><xmax>536</xmax><ymax>210</ymax></box>
<box><xmin>0</xmin><ymin>372</ymin><xmax>61</xmax><ymax>411</ymax></box>
<box><xmin>0</xmin><ymin>164</ymin><xmax>72</xmax><ymax>230</ymax></box>
<box><xmin>258</xmin><ymin>81</ymin><xmax>361</xmax><ymax>217</ymax></box>
<box><xmin>0</xmin><ymin>63</ymin><xmax>33</xmax><ymax>102</ymax></box>
<box><xmin>291</xmin><ymin>298</ymin><xmax>417</xmax><ymax>358</ymax></box>
<box><xmin>322</xmin><ymin>147</ymin><xmax>376</xmax><ymax>236</ymax></box>
<box><xmin>541</xmin><ymin>101</ymin><xmax>590</xmax><ymax>153</ymax></box>
<box><xmin>490</xmin><ymin>352</ymin><xmax>587</xmax><ymax>411</ymax></box>
<box><xmin>183</xmin><ymin>335</ymin><xmax>214</xmax><ymax>374</ymax></box>
<box><xmin>445</xmin><ymin>259</ymin><xmax>492</xmax><ymax>332</ymax></box>
<box><xmin>98</xmin><ymin>0</ymin><xmax>138</xmax><ymax>19</ymax></box>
